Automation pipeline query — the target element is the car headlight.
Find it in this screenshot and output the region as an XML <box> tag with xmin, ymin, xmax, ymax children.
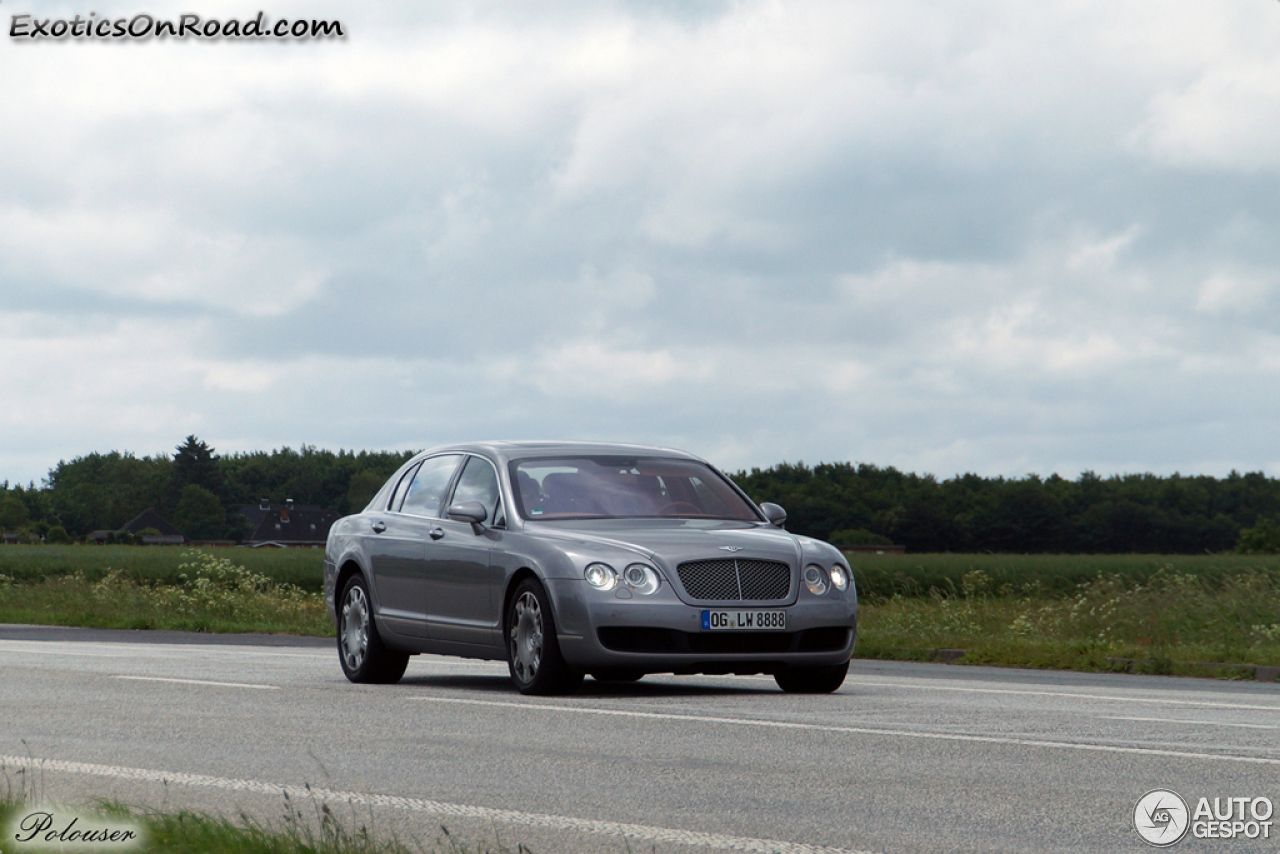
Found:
<box><xmin>585</xmin><ymin>562</ymin><xmax>618</xmax><ymax>590</ymax></box>
<box><xmin>803</xmin><ymin>564</ymin><xmax>828</xmax><ymax>596</ymax></box>
<box><xmin>623</xmin><ymin>563</ymin><xmax>660</xmax><ymax>595</ymax></box>
<box><xmin>829</xmin><ymin>564</ymin><xmax>849</xmax><ymax>591</ymax></box>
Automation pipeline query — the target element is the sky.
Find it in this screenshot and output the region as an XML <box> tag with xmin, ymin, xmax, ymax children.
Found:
<box><xmin>3</xmin><ymin>0</ymin><xmax>1280</xmax><ymax>486</ymax></box>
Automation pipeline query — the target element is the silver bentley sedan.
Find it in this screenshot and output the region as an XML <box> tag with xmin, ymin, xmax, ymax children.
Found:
<box><xmin>323</xmin><ymin>441</ymin><xmax>857</xmax><ymax>695</ymax></box>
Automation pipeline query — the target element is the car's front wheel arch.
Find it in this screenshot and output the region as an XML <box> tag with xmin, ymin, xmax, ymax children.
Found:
<box><xmin>334</xmin><ymin>561</ymin><xmax>364</xmax><ymax>627</ymax></box>
<box><xmin>502</xmin><ymin>567</ymin><xmax>541</xmax><ymax>635</ymax></box>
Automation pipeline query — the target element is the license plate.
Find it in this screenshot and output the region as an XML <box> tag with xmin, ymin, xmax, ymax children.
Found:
<box><xmin>701</xmin><ymin>610</ymin><xmax>787</xmax><ymax>631</ymax></box>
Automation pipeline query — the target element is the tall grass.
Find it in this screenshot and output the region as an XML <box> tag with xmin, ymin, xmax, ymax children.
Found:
<box><xmin>857</xmin><ymin>566</ymin><xmax>1280</xmax><ymax>672</ymax></box>
<box><xmin>846</xmin><ymin>552</ymin><xmax>1280</xmax><ymax>599</ymax></box>
<box><xmin>0</xmin><ymin>545</ymin><xmax>324</xmax><ymax>592</ymax></box>
<box><xmin>0</xmin><ymin>550</ymin><xmax>330</xmax><ymax>635</ymax></box>
<box><xmin>0</xmin><ymin>793</ymin><xmax>525</xmax><ymax>854</ymax></box>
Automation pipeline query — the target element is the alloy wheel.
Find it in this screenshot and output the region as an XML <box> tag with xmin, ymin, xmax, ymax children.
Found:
<box><xmin>510</xmin><ymin>591</ymin><xmax>543</xmax><ymax>683</ymax></box>
<box><xmin>341</xmin><ymin>584</ymin><xmax>370</xmax><ymax>672</ymax></box>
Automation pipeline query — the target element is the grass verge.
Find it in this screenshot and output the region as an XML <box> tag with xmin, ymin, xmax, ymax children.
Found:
<box><xmin>0</xmin><ymin>545</ymin><xmax>324</xmax><ymax>592</ymax></box>
<box><xmin>0</xmin><ymin>793</ymin><xmax>525</xmax><ymax>854</ymax></box>
<box><xmin>4</xmin><ymin>549</ymin><xmax>1280</xmax><ymax>676</ymax></box>
<box><xmin>856</xmin><ymin>565</ymin><xmax>1280</xmax><ymax>674</ymax></box>
<box><xmin>0</xmin><ymin>550</ymin><xmax>330</xmax><ymax>636</ymax></box>
<box><xmin>845</xmin><ymin>552</ymin><xmax>1280</xmax><ymax>599</ymax></box>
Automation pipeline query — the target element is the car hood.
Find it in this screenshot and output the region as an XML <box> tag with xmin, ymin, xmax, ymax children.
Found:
<box><xmin>527</xmin><ymin>519</ymin><xmax>803</xmax><ymax>567</ymax></box>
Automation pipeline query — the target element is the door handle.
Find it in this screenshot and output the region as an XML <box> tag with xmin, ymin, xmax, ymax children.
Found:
<box><xmin>429</xmin><ymin>527</ymin><xmax>445</xmax><ymax>540</ymax></box>
<box><xmin>371</xmin><ymin>521</ymin><xmax>386</xmax><ymax>534</ymax></box>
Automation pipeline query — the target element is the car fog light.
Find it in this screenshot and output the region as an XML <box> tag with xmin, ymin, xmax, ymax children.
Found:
<box><xmin>803</xmin><ymin>564</ymin><xmax>829</xmax><ymax>596</ymax></box>
<box><xmin>829</xmin><ymin>564</ymin><xmax>849</xmax><ymax>591</ymax></box>
<box><xmin>585</xmin><ymin>563</ymin><xmax>617</xmax><ymax>590</ymax></box>
<box><xmin>623</xmin><ymin>563</ymin><xmax>660</xmax><ymax>595</ymax></box>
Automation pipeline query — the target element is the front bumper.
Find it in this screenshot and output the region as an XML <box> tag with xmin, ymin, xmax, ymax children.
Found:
<box><xmin>545</xmin><ymin>577</ymin><xmax>857</xmax><ymax>675</ymax></box>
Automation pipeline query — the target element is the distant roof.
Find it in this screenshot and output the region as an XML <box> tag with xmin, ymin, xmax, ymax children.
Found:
<box><xmin>120</xmin><ymin>508</ymin><xmax>184</xmax><ymax>538</ymax></box>
<box><xmin>242</xmin><ymin>503</ymin><xmax>338</xmax><ymax>545</ymax></box>
<box><xmin>238</xmin><ymin>502</ymin><xmax>324</xmax><ymax>531</ymax></box>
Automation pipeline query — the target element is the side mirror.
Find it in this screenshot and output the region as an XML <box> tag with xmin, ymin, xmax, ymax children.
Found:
<box><xmin>759</xmin><ymin>502</ymin><xmax>787</xmax><ymax>527</ymax></box>
<box><xmin>446</xmin><ymin>500</ymin><xmax>489</xmax><ymax>533</ymax></box>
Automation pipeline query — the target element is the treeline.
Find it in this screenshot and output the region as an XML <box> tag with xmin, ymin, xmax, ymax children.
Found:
<box><xmin>731</xmin><ymin>462</ymin><xmax>1280</xmax><ymax>554</ymax></box>
<box><xmin>0</xmin><ymin>436</ymin><xmax>414</xmax><ymax>541</ymax></box>
<box><xmin>3</xmin><ymin>441</ymin><xmax>1280</xmax><ymax>552</ymax></box>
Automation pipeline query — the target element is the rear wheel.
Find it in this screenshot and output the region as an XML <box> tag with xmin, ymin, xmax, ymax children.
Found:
<box><xmin>507</xmin><ymin>578</ymin><xmax>583</xmax><ymax>695</ymax></box>
<box><xmin>774</xmin><ymin>661</ymin><xmax>848</xmax><ymax>694</ymax></box>
<box><xmin>338</xmin><ymin>575</ymin><xmax>409</xmax><ymax>684</ymax></box>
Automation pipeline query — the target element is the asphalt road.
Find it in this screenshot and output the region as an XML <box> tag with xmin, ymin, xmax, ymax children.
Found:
<box><xmin>3</xmin><ymin>624</ymin><xmax>1280</xmax><ymax>853</ymax></box>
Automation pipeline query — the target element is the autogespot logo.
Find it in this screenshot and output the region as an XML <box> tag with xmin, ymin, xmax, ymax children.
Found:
<box><xmin>1134</xmin><ymin>789</ymin><xmax>1191</xmax><ymax>847</ymax></box>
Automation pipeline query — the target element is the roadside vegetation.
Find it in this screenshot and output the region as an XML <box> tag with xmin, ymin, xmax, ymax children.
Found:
<box><xmin>0</xmin><ymin>549</ymin><xmax>329</xmax><ymax>636</ymax></box>
<box><xmin>4</xmin><ymin>547</ymin><xmax>1280</xmax><ymax>674</ymax></box>
<box><xmin>0</xmin><ymin>792</ymin><xmax>521</xmax><ymax>854</ymax></box>
<box><xmin>0</xmin><ymin>545</ymin><xmax>324</xmax><ymax>592</ymax></box>
<box><xmin>851</xmin><ymin>554</ymin><xmax>1280</xmax><ymax>674</ymax></box>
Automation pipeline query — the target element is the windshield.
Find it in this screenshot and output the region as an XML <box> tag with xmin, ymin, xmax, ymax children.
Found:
<box><xmin>510</xmin><ymin>456</ymin><xmax>761</xmax><ymax>522</ymax></box>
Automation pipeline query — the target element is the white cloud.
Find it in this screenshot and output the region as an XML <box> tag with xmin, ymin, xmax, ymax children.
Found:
<box><xmin>4</xmin><ymin>0</ymin><xmax>1280</xmax><ymax>484</ymax></box>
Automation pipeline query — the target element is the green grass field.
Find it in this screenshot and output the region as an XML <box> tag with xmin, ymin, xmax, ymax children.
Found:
<box><xmin>0</xmin><ymin>548</ymin><xmax>330</xmax><ymax>635</ymax></box>
<box><xmin>843</xmin><ymin>551</ymin><xmax>1280</xmax><ymax>599</ymax></box>
<box><xmin>4</xmin><ymin>546</ymin><xmax>1280</xmax><ymax>674</ymax></box>
<box><xmin>0</xmin><ymin>545</ymin><xmax>324</xmax><ymax>591</ymax></box>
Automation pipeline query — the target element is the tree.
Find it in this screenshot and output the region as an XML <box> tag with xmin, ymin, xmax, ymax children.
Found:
<box><xmin>45</xmin><ymin>525</ymin><xmax>70</xmax><ymax>544</ymax></box>
<box><xmin>347</xmin><ymin>470</ymin><xmax>387</xmax><ymax>512</ymax></box>
<box><xmin>171</xmin><ymin>436</ymin><xmax>224</xmax><ymax>500</ymax></box>
<box><xmin>0</xmin><ymin>496</ymin><xmax>30</xmax><ymax>531</ymax></box>
<box><xmin>1235</xmin><ymin>520</ymin><xmax>1280</xmax><ymax>554</ymax></box>
<box><xmin>172</xmin><ymin>484</ymin><xmax>225</xmax><ymax>541</ymax></box>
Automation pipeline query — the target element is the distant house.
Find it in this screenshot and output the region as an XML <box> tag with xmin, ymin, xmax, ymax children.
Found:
<box><xmin>239</xmin><ymin>499</ymin><xmax>339</xmax><ymax>548</ymax></box>
<box><xmin>89</xmin><ymin>507</ymin><xmax>186</xmax><ymax>545</ymax></box>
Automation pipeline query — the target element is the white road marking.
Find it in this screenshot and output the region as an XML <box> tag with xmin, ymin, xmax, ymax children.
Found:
<box><xmin>0</xmin><ymin>754</ymin><xmax>877</xmax><ymax>854</ymax></box>
<box><xmin>845</xmin><ymin>678</ymin><xmax>1280</xmax><ymax>712</ymax></box>
<box><xmin>408</xmin><ymin>696</ymin><xmax>1280</xmax><ymax>766</ymax></box>
<box><xmin>113</xmin><ymin>675</ymin><xmax>279</xmax><ymax>690</ymax></box>
<box><xmin>1101</xmin><ymin>715</ymin><xmax>1280</xmax><ymax>730</ymax></box>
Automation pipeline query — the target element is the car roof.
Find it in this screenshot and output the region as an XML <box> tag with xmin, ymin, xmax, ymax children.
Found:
<box><xmin>414</xmin><ymin>440</ymin><xmax>706</xmax><ymax>465</ymax></box>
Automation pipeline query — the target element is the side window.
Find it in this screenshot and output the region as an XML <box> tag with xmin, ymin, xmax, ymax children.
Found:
<box><xmin>399</xmin><ymin>455</ymin><xmax>462</xmax><ymax>518</ymax></box>
<box><xmin>387</xmin><ymin>462</ymin><xmax>422</xmax><ymax>512</ymax></box>
<box><xmin>450</xmin><ymin>456</ymin><xmax>502</xmax><ymax>526</ymax></box>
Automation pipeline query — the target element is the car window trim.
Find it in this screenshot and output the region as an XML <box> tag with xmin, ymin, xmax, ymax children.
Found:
<box><xmin>395</xmin><ymin>453</ymin><xmax>465</xmax><ymax>519</ymax></box>
<box><xmin>444</xmin><ymin>454</ymin><xmax>505</xmax><ymax>529</ymax></box>
<box><xmin>386</xmin><ymin>460</ymin><xmax>423</xmax><ymax>513</ymax></box>
<box><xmin>506</xmin><ymin>455</ymin><xmax>764</xmax><ymax>523</ymax></box>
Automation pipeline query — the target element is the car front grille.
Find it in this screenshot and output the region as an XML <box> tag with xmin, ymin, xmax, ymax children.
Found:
<box><xmin>675</xmin><ymin>558</ymin><xmax>791</xmax><ymax>601</ymax></box>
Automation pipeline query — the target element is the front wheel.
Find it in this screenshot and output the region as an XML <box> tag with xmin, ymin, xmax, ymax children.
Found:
<box><xmin>338</xmin><ymin>575</ymin><xmax>409</xmax><ymax>684</ymax></box>
<box><xmin>506</xmin><ymin>578</ymin><xmax>583</xmax><ymax>695</ymax></box>
<box><xmin>774</xmin><ymin>661</ymin><xmax>848</xmax><ymax>694</ymax></box>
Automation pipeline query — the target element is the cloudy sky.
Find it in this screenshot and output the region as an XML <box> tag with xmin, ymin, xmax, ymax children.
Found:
<box><xmin>3</xmin><ymin>0</ymin><xmax>1280</xmax><ymax>485</ymax></box>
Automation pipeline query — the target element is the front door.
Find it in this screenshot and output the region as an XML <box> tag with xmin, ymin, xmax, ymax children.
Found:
<box><xmin>422</xmin><ymin>455</ymin><xmax>503</xmax><ymax>647</ymax></box>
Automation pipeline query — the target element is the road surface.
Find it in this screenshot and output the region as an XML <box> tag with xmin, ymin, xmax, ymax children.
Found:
<box><xmin>2</xmin><ymin>624</ymin><xmax>1279</xmax><ymax>853</ymax></box>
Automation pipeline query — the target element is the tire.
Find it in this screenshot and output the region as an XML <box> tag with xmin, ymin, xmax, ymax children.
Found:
<box><xmin>590</xmin><ymin>669</ymin><xmax>644</xmax><ymax>683</ymax></box>
<box><xmin>506</xmin><ymin>578</ymin><xmax>583</xmax><ymax>695</ymax></box>
<box><xmin>338</xmin><ymin>575</ymin><xmax>409</xmax><ymax>684</ymax></box>
<box><xmin>774</xmin><ymin>661</ymin><xmax>848</xmax><ymax>694</ymax></box>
